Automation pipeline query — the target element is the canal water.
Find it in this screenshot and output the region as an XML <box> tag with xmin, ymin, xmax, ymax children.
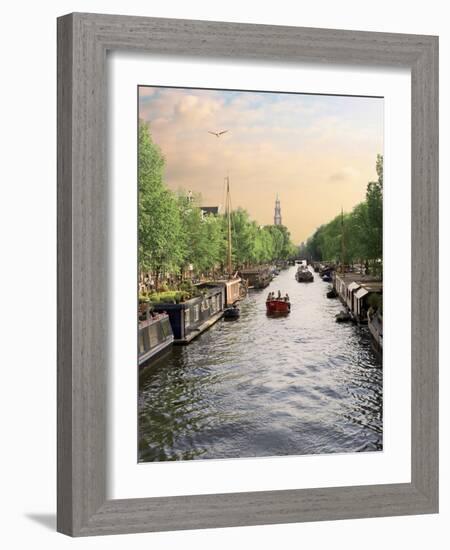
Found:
<box><xmin>139</xmin><ymin>265</ymin><xmax>382</xmax><ymax>462</ymax></box>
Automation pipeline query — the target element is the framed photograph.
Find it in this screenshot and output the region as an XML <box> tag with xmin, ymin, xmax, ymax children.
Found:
<box><xmin>57</xmin><ymin>13</ymin><xmax>438</xmax><ymax>536</ymax></box>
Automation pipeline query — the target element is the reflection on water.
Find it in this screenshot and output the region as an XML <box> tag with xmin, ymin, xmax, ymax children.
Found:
<box><xmin>139</xmin><ymin>266</ymin><xmax>382</xmax><ymax>461</ymax></box>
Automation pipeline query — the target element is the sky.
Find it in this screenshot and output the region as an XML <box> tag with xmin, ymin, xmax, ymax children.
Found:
<box><xmin>139</xmin><ymin>86</ymin><xmax>383</xmax><ymax>244</ymax></box>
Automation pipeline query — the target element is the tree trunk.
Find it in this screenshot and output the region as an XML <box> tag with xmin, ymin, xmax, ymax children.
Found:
<box><xmin>154</xmin><ymin>268</ymin><xmax>160</xmax><ymax>291</ymax></box>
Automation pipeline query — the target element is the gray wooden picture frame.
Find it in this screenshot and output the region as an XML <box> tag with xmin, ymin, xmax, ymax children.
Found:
<box><xmin>57</xmin><ymin>12</ymin><xmax>438</xmax><ymax>537</ymax></box>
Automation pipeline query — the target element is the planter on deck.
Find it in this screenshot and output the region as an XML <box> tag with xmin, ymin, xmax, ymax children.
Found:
<box><xmin>151</xmin><ymin>283</ymin><xmax>225</xmax><ymax>344</ymax></box>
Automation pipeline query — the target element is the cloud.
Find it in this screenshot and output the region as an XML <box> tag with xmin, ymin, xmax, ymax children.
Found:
<box><xmin>329</xmin><ymin>167</ymin><xmax>360</xmax><ymax>182</ymax></box>
<box><xmin>139</xmin><ymin>87</ymin><xmax>157</xmax><ymax>98</ymax></box>
<box><xmin>139</xmin><ymin>88</ymin><xmax>383</xmax><ymax>242</ymax></box>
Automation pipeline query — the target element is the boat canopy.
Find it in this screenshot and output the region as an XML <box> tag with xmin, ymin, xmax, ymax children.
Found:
<box><xmin>347</xmin><ymin>282</ymin><xmax>361</xmax><ymax>292</ymax></box>
<box><xmin>355</xmin><ymin>287</ymin><xmax>369</xmax><ymax>300</ymax></box>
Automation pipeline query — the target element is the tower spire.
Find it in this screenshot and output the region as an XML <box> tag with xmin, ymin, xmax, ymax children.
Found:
<box><xmin>274</xmin><ymin>194</ymin><xmax>282</xmax><ymax>225</ymax></box>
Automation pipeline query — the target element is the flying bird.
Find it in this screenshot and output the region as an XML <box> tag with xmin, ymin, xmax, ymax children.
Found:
<box><xmin>208</xmin><ymin>130</ymin><xmax>229</xmax><ymax>138</ymax></box>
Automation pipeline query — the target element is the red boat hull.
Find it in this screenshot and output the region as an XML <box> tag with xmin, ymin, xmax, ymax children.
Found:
<box><xmin>266</xmin><ymin>299</ymin><xmax>290</xmax><ymax>314</ymax></box>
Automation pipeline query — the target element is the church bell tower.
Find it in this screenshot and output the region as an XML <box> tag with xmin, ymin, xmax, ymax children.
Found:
<box><xmin>274</xmin><ymin>194</ymin><xmax>282</xmax><ymax>225</ymax></box>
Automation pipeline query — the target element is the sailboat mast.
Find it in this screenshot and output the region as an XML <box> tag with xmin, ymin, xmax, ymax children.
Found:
<box><xmin>226</xmin><ymin>176</ymin><xmax>232</xmax><ymax>277</ymax></box>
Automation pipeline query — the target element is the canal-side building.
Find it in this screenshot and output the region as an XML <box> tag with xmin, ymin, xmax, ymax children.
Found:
<box><xmin>200</xmin><ymin>205</ymin><xmax>221</xmax><ymax>218</ymax></box>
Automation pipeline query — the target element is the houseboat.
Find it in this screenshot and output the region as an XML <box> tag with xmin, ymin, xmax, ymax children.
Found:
<box><xmin>216</xmin><ymin>276</ymin><xmax>245</xmax><ymax>307</ymax></box>
<box><xmin>353</xmin><ymin>282</ymin><xmax>382</xmax><ymax>324</ymax></box>
<box><xmin>319</xmin><ymin>265</ymin><xmax>334</xmax><ymax>280</ymax></box>
<box><xmin>239</xmin><ymin>266</ymin><xmax>272</xmax><ymax>289</ymax></box>
<box><xmin>138</xmin><ymin>310</ymin><xmax>174</xmax><ymax>367</ymax></box>
<box><xmin>345</xmin><ymin>281</ymin><xmax>361</xmax><ymax>313</ymax></box>
<box><xmin>368</xmin><ymin>310</ymin><xmax>383</xmax><ymax>351</ymax></box>
<box><xmin>151</xmin><ymin>283</ymin><xmax>225</xmax><ymax>344</ymax></box>
<box><xmin>218</xmin><ymin>176</ymin><xmax>246</xmax><ymax>320</ymax></box>
<box><xmin>333</xmin><ymin>273</ymin><xmax>382</xmax><ymax>324</ymax></box>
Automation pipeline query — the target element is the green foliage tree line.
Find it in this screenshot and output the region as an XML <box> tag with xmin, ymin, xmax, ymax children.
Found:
<box><xmin>139</xmin><ymin>121</ymin><xmax>298</xmax><ymax>287</ymax></box>
<box><xmin>301</xmin><ymin>154</ymin><xmax>383</xmax><ymax>276</ymax></box>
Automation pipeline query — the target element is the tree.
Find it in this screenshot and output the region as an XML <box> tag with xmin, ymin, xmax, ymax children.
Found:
<box><xmin>177</xmin><ymin>192</ymin><xmax>225</xmax><ymax>275</ymax></box>
<box><xmin>365</xmin><ymin>154</ymin><xmax>383</xmax><ymax>270</ymax></box>
<box><xmin>230</xmin><ymin>208</ymin><xmax>256</xmax><ymax>267</ymax></box>
<box><xmin>304</xmin><ymin>154</ymin><xmax>383</xmax><ymax>276</ymax></box>
<box><xmin>138</xmin><ymin>120</ymin><xmax>183</xmax><ymax>286</ymax></box>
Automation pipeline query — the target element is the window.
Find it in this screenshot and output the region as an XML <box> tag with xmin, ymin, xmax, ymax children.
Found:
<box><xmin>193</xmin><ymin>304</ymin><xmax>200</xmax><ymax>322</ymax></box>
<box><xmin>161</xmin><ymin>317</ymin><xmax>172</xmax><ymax>338</ymax></box>
<box><xmin>184</xmin><ymin>308</ymin><xmax>190</xmax><ymax>328</ymax></box>
<box><xmin>139</xmin><ymin>331</ymin><xmax>146</xmax><ymax>353</ymax></box>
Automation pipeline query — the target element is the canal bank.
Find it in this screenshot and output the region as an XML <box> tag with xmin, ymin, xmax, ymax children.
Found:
<box><xmin>139</xmin><ymin>265</ymin><xmax>382</xmax><ymax>462</ymax></box>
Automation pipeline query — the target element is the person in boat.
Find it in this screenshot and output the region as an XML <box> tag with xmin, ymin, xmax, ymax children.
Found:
<box><xmin>267</xmin><ymin>291</ymin><xmax>273</xmax><ymax>301</ymax></box>
<box><xmin>284</xmin><ymin>293</ymin><xmax>290</xmax><ymax>302</ymax></box>
<box><xmin>277</xmin><ymin>290</ymin><xmax>282</xmax><ymax>299</ymax></box>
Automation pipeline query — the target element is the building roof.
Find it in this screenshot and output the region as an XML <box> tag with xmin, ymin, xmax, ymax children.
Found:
<box><xmin>200</xmin><ymin>206</ymin><xmax>220</xmax><ymax>215</ymax></box>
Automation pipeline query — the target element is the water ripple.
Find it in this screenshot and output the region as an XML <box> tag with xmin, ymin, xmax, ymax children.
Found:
<box><xmin>139</xmin><ymin>266</ymin><xmax>382</xmax><ymax>461</ymax></box>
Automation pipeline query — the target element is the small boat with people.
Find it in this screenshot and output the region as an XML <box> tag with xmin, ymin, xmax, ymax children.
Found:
<box><xmin>266</xmin><ymin>290</ymin><xmax>291</xmax><ymax>315</ymax></box>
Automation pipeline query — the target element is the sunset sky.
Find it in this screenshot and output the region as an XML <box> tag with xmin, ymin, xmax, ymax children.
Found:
<box><xmin>139</xmin><ymin>86</ymin><xmax>383</xmax><ymax>244</ymax></box>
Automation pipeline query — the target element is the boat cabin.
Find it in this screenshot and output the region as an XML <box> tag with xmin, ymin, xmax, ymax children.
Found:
<box><xmin>354</xmin><ymin>282</ymin><xmax>382</xmax><ymax>323</ymax></box>
<box><xmin>346</xmin><ymin>281</ymin><xmax>361</xmax><ymax>312</ymax></box>
<box><xmin>216</xmin><ymin>277</ymin><xmax>242</xmax><ymax>306</ymax></box>
<box><xmin>138</xmin><ymin>312</ymin><xmax>174</xmax><ymax>367</ymax></box>
<box><xmin>151</xmin><ymin>283</ymin><xmax>225</xmax><ymax>344</ymax></box>
<box><xmin>239</xmin><ymin>267</ymin><xmax>272</xmax><ymax>289</ymax></box>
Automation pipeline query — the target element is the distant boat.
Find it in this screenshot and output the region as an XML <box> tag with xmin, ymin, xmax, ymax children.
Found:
<box><xmin>326</xmin><ymin>288</ymin><xmax>337</xmax><ymax>299</ymax></box>
<box><xmin>295</xmin><ymin>266</ymin><xmax>314</xmax><ymax>282</ymax></box>
<box><xmin>335</xmin><ymin>310</ymin><xmax>351</xmax><ymax>323</ymax></box>
<box><xmin>266</xmin><ymin>298</ymin><xmax>290</xmax><ymax>315</ymax></box>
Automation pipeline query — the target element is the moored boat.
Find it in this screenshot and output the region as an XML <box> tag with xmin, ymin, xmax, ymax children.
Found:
<box><xmin>217</xmin><ymin>177</ymin><xmax>247</xmax><ymax>311</ymax></box>
<box><xmin>326</xmin><ymin>288</ymin><xmax>337</xmax><ymax>299</ymax></box>
<box><xmin>239</xmin><ymin>266</ymin><xmax>272</xmax><ymax>289</ymax></box>
<box><xmin>295</xmin><ymin>266</ymin><xmax>314</xmax><ymax>282</ymax></box>
<box><xmin>216</xmin><ymin>276</ymin><xmax>245</xmax><ymax>306</ymax></box>
<box><xmin>139</xmin><ymin>311</ymin><xmax>174</xmax><ymax>367</ymax></box>
<box><xmin>151</xmin><ymin>283</ymin><xmax>225</xmax><ymax>344</ymax></box>
<box><xmin>335</xmin><ymin>310</ymin><xmax>351</xmax><ymax>323</ymax></box>
<box><xmin>223</xmin><ymin>304</ymin><xmax>240</xmax><ymax>320</ymax></box>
